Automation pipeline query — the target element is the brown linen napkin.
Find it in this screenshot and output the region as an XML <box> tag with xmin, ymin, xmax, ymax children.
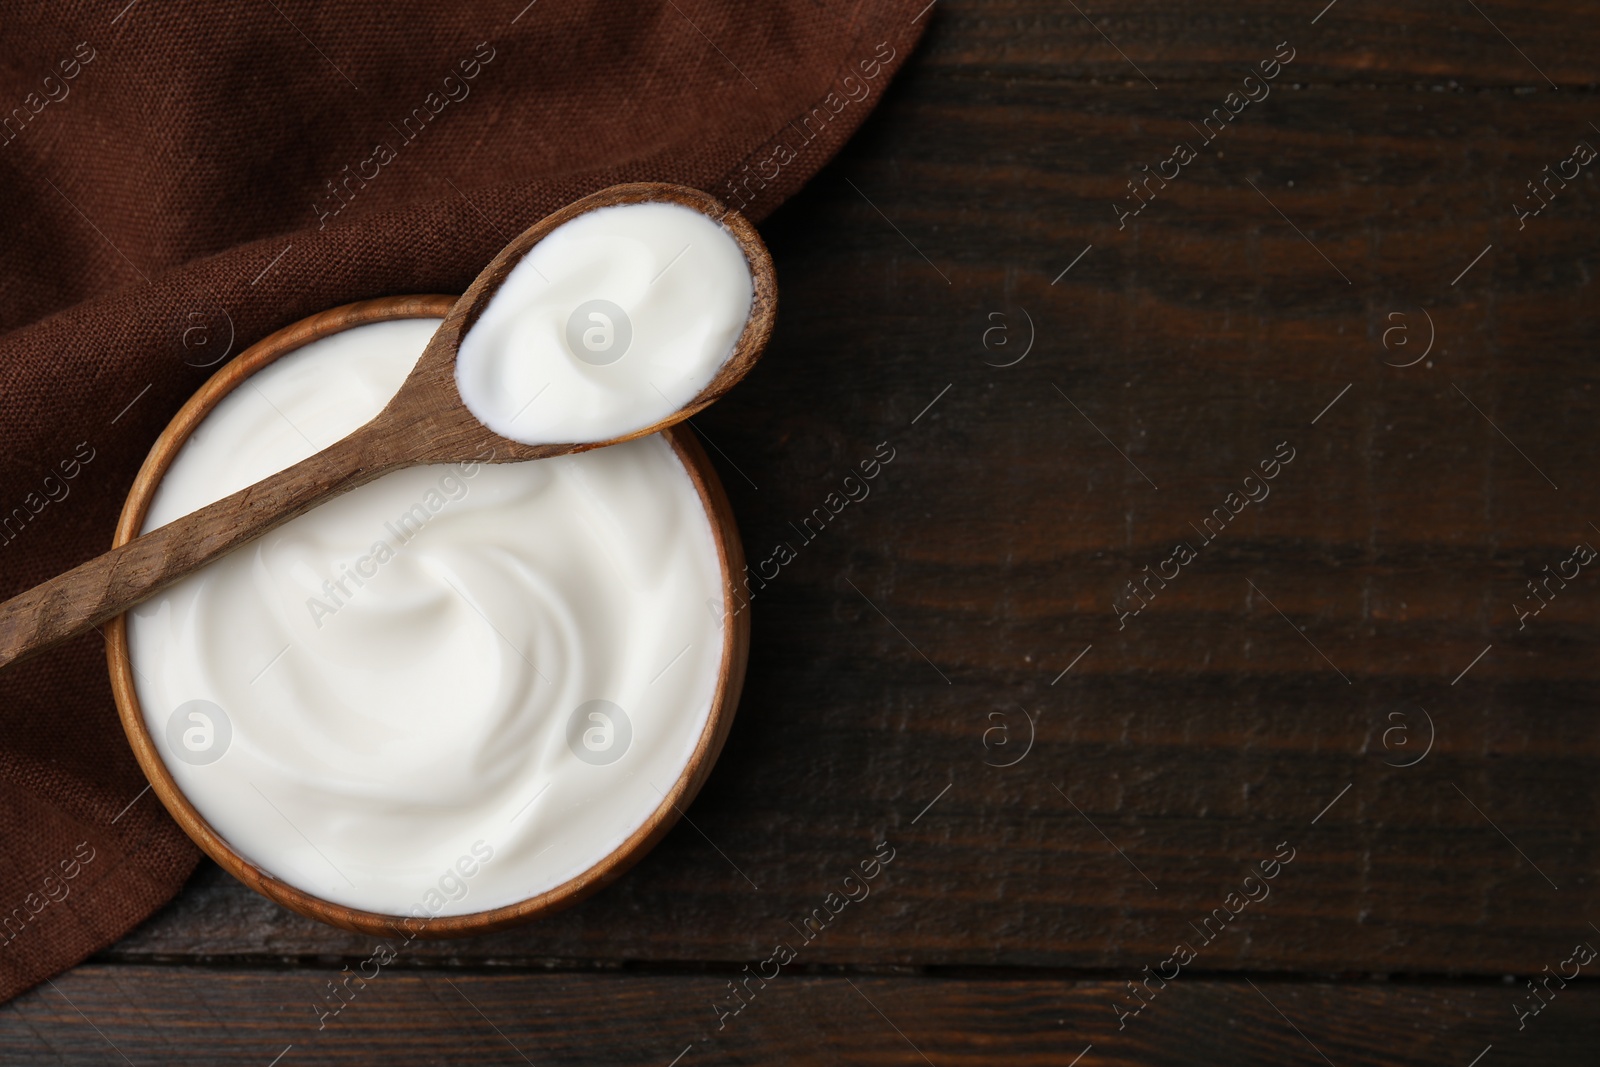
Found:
<box><xmin>0</xmin><ymin>0</ymin><xmax>926</xmax><ymax>1004</ymax></box>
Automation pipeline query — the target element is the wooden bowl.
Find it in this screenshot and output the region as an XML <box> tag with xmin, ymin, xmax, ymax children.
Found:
<box><xmin>104</xmin><ymin>295</ymin><xmax>751</xmax><ymax>938</ymax></box>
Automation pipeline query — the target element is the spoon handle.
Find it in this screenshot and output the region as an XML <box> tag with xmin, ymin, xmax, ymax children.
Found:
<box><xmin>0</xmin><ymin>431</ymin><xmax>399</xmax><ymax>671</ymax></box>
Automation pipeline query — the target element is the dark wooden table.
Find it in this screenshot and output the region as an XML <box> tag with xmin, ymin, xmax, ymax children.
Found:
<box><xmin>7</xmin><ymin>1</ymin><xmax>1600</xmax><ymax>1063</ymax></box>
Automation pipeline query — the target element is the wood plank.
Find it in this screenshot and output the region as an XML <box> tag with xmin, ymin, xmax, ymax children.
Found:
<box><xmin>915</xmin><ymin>0</ymin><xmax>1595</xmax><ymax>87</ymax></box>
<box><xmin>91</xmin><ymin>67</ymin><xmax>1600</xmax><ymax>975</ymax></box>
<box><xmin>5</xmin><ymin>964</ymin><xmax>1595</xmax><ymax>1066</ymax></box>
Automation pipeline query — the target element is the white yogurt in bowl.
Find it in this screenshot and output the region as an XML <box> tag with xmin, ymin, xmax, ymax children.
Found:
<box><xmin>119</xmin><ymin>307</ymin><xmax>743</xmax><ymax>924</ymax></box>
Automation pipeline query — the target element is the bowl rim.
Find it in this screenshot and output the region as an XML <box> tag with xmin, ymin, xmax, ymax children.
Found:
<box><xmin>104</xmin><ymin>294</ymin><xmax>751</xmax><ymax>939</ymax></box>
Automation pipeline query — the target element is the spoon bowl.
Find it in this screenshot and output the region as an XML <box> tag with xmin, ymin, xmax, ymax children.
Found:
<box><xmin>0</xmin><ymin>182</ymin><xmax>775</xmax><ymax>671</ymax></box>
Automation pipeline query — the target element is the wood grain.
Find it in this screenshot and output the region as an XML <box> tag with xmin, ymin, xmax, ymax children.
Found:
<box><xmin>4</xmin><ymin>965</ymin><xmax>1594</xmax><ymax>1066</ymax></box>
<box><xmin>914</xmin><ymin>0</ymin><xmax>1597</xmax><ymax>86</ymax></box>
<box><xmin>0</xmin><ymin>182</ymin><xmax>775</xmax><ymax>672</ymax></box>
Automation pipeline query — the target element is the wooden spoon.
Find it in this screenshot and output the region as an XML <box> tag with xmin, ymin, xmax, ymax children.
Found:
<box><xmin>0</xmin><ymin>182</ymin><xmax>776</xmax><ymax>671</ymax></box>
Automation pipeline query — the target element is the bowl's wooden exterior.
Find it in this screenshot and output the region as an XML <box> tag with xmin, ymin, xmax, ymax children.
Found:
<box><xmin>103</xmin><ymin>295</ymin><xmax>751</xmax><ymax>939</ymax></box>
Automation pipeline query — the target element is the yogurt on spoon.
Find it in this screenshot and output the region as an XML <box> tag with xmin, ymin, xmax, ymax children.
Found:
<box><xmin>454</xmin><ymin>200</ymin><xmax>756</xmax><ymax>445</ymax></box>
